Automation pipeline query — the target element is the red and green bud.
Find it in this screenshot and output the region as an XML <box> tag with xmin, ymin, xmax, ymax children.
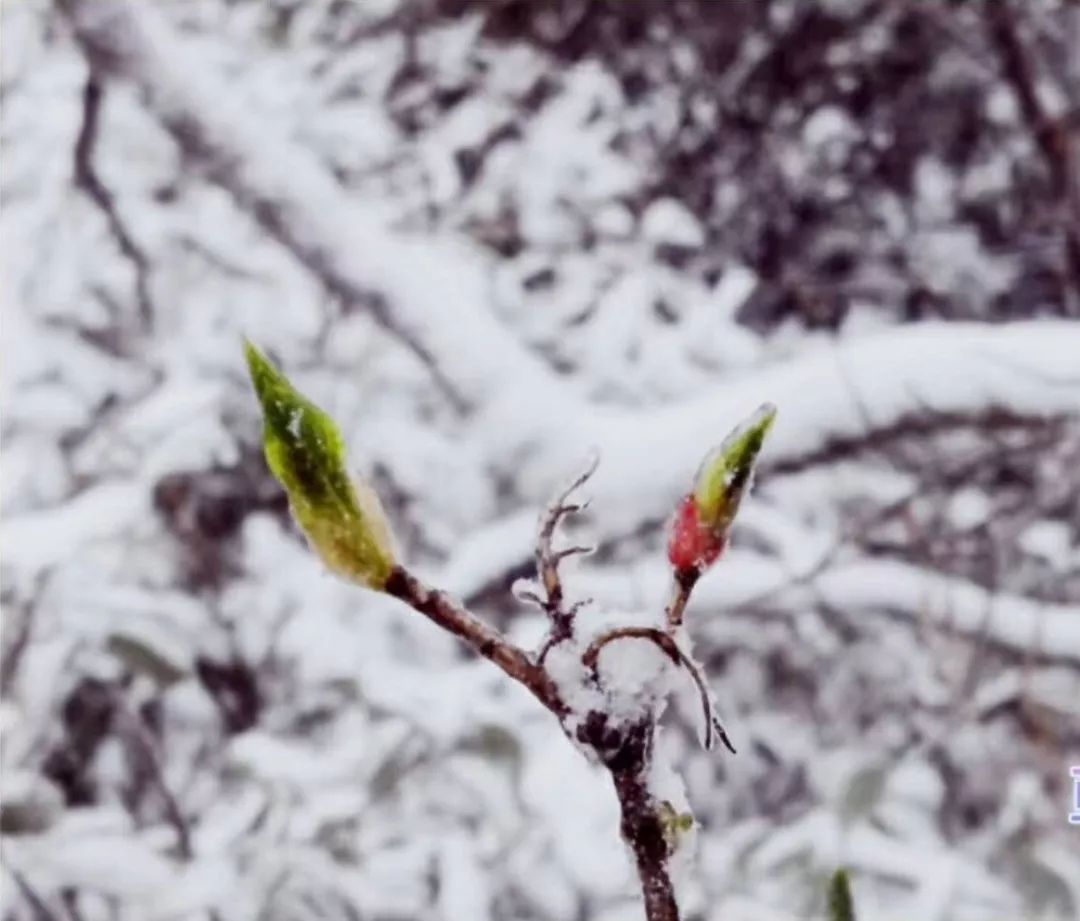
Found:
<box><xmin>667</xmin><ymin>403</ymin><xmax>776</xmax><ymax>574</ymax></box>
<box><xmin>244</xmin><ymin>341</ymin><xmax>395</xmax><ymax>590</ymax></box>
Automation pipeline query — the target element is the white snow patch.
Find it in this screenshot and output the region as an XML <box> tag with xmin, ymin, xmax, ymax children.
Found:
<box><xmin>641</xmin><ymin>197</ymin><xmax>705</xmax><ymax>248</ymax></box>
<box><xmin>1018</xmin><ymin>520</ymin><xmax>1073</xmax><ymax>567</ymax></box>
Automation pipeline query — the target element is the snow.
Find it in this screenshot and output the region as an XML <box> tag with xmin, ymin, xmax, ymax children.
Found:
<box><xmin>802</xmin><ymin>106</ymin><xmax>860</xmax><ymax>157</ymax></box>
<box><xmin>641</xmin><ymin>198</ymin><xmax>706</xmax><ymax>248</ymax></box>
<box><xmin>0</xmin><ymin>480</ymin><xmax>148</xmax><ymax>576</ymax></box>
<box><xmin>1018</xmin><ymin>519</ymin><xmax>1074</xmax><ymax>567</ymax></box>
<box><xmin>649</xmin><ymin>729</ymin><xmax>698</xmax><ymax>893</ymax></box>
<box><xmin>5</xmin><ymin>810</ymin><xmax>176</xmax><ymax>898</ymax></box>
<box><xmin>4</xmin><ymin>2</ymin><xmax>1078</xmax><ymax>920</ymax></box>
<box><xmin>946</xmin><ymin>488</ymin><xmax>991</xmax><ymax>530</ymax></box>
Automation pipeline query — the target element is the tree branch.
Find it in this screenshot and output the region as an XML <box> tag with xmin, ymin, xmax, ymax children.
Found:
<box><xmin>528</xmin><ymin>454</ymin><xmax>598</xmax><ymax>661</ymax></box>
<box><xmin>442</xmin><ymin>319</ymin><xmax>1080</xmax><ymax>606</ymax></box>
<box><xmin>609</xmin><ymin>723</ymin><xmax>680</xmax><ymax>921</ymax></box>
<box><xmin>8</xmin><ymin>867</ymin><xmax>65</xmax><ymax>921</ymax></box>
<box><xmin>985</xmin><ymin>0</ymin><xmax>1080</xmax><ymax>305</ymax></box>
<box><xmin>112</xmin><ymin>699</ymin><xmax>193</xmax><ymax>859</ymax></box>
<box><xmin>582</xmin><ymin>626</ymin><xmax>735</xmax><ymax>754</ymax></box>
<box><xmin>58</xmin><ymin>2</ymin><xmax>1080</xmax><ymax>518</ymax></box>
<box><xmin>665</xmin><ymin>568</ymin><xmax>699</xmax><ymax>630</ymax></box>
<box><xmin>72</xmin><ymin>74</ymin><xmax>154</xmax><ymax>328</ymax></box>
<box><xmin>382</xmin><ymin>565</ymin><xmax>702</xmax><ymax>917</ymax></box>
<box><xmin>383</xmin><ymin>564</ymin><xmax>566</xmax><ymax>716</ymax></box>
<box><xmin>58</xmin><ymin>0</ymin><xmax>567</xmax><ymax>414</ymax></box>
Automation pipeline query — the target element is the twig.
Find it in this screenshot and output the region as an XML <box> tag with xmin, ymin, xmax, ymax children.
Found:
<box><xmin>582</xmin><ymin>627</ymin><xmax>736</xmax><ymax>754</ymax></box>
<box><xmin>608</xmin><ymin>723</ymin><xmax>680</xmax><ymax>921</ymax></box>
<box><xmin>113</xmin><ymin>701</ymin><xmax>192</xmax><ymax>859</ymax></box>
<box><xmin>8</xmin><ymin>866</ymin><xmax>64</xmax><ymax>921</ymax></box>
<box><xmin>383</xmin><ymin>565</ymin><xmax>566</xmax><ymax>717</ymax></box>
<box><xmin>111</xmin><ymin>700</ymin><xmax>226</xmax><ymax>921</ymax></box>
<box><xmin>72</xmin><ymin>76</ymin><xmax>154</xmax><ymax>328</ymax></box>
<box><xmin>535</xmin><ymin>454</ymin><xmax>598</xmax><ymax>621</ymax></box>
<box><xmin>665</xmin><ymin>568</ymin><xmax>699</xmax><ymax>630</ymax></box>
<box><xmin>0</xmin><ymin>582</ymin><xmax>43</xmax><ymax>697</ymax></box>
<box><xmin>985</xmin><ymin>0</ymin><xmax>1080</xmax><ymax>307</ymax></box>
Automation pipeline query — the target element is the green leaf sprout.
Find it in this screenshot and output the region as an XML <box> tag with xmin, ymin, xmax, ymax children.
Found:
<box><xmin>244</xmin><ymin>341</ymin><xmax>395</xmax><ymax>589</ymax></box>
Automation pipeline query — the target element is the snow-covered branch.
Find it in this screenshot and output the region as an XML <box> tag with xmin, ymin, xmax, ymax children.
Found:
<box><xmin>72</xmin><ymin>75</ymin><xmax>154</xmax><ymax>327</ymax></box>
<box><xmin>58</xmin><ymin>0</ymin><xmax>569</xmax><ymax>414</ymax></box>
<box><xmin>240</xmin><ymin>321</ymin><xmax>781</xmax><ymax>919</ymax></box>
<box><xmin>811</xmin><ymin>559</ymin><xmax>1080</xmax><ymax>664</ymax></box>
<box><xmin>444</xmin><ymin>314</ymin><xmax>1080</xmax><ymax>598</ymax></box>
<box><xmin>578</xmin><ymin>320</ymin><xmax>1080</xmax><ymax>529</ymax></box>
<box><xmin>60</xmin><ymin>0</ymin><xmax>1080</xmax><ymax>754</ymax></box>
<box><xmin>571</xmin><ymin>551</ymin><xmax>1080</xmax><ymax>666</ymax></box>
<box><xmin>60</xmin><ymin>3</ymin><xmax>1080</xmax><ymax>526</ymax></box>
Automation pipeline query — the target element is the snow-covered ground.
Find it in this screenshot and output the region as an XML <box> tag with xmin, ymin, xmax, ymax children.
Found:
<box><xmin>3</xmin><ymin>2</ymin><xmax>1079</xmax><ymax>919</ymax></box>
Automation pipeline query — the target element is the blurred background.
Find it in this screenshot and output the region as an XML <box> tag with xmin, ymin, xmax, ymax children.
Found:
<box><xmin>3</xmin><ymin>1</ymin><xmax>1080</xmax><ymax>919</ymax></box>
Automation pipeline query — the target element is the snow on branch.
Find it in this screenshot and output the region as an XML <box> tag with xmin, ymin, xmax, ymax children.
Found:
<box><xmin>582</xmin><ymin>320</ymin><xmax>1080</xmax><ymax>529</ymax></box>
<box><xmin>59</xmin><ymin>0</ymin><xmax>568</xmax><ymax>414</ymax></box>
<box><xmin>60</xmin><ymin>4</ymin><xmax>1080</xmax><ymax>524</ymax></box>
<box><xmin>240</xmin><ymin>341</ymin><xmax>777</xmax><ymax>921</ymax></box>
<box><xmin>678</xmin><ymin>553</ymin><xmax>1080</xmax><ymax>665</ymax></box>
<box><xmin>443</xmin><ymin>319</ymin><xmax>1080</xmax><ymax>600</ymax></box>
<box><xmin>813</xmin><ymin>559</ymin><xmax>1080</xmax><ymax>664</ymax></box>
<box><xmin>61</xmin><ymin>0</ymin><xmax>1080</xmax><ymax>700</ymax></box>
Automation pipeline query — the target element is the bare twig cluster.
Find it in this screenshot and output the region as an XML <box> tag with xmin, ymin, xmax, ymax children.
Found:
<box><xmin>383</xmin><ymin>460</ymin><xmax>730</xmax><ymax>921</ymax></box>
<box><xmin>241</xmin><ymin>338</ymin><xmax>773</xmax><ymax>920</ymax></box>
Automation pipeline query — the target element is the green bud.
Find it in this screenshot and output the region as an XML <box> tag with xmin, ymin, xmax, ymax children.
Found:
<box><xmin>657</xmin><ymin>800</ymin><xmax>695</xmax><ymax>854</ymax></box>
<box><xmin>827</xmin><ymin>868</ymin><xmax>856</xmax><ymax>921</ymax></box>
<box><xmin>244</xmin><ymin>341</ymin><xmax>395</xmax><ymax>589</ymax></box>
<box><xmin>693</xmin><ymin>402</ymin><xmax>777</xmax><ymax>535</ymax></box>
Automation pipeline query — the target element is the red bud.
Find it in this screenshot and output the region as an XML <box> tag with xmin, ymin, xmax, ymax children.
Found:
<box><xmin>667</xmin><ymin>494</ymin><xmax>725</xmax><ymax>573</ymax></box>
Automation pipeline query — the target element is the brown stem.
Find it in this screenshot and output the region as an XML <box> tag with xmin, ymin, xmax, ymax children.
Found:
<box><xmin>73</xmin><ymin>75</ymin><xmax>155</xmax><ymax>328</ymax></box>
<box><xmin>582</xmin><ymin>627</ymin><xmax>682</xmax><ymax>673</ymax></box>
<box><xmin>581</xmin><ymin>626</ymin><xmax>734</xmax><ymax>753</ymax></box>
<box><xmin>384</xmin><ymin>565</ymin><xmax>565</xmax><ymax>716</ymax></box>
<box><xmin>113</xmin><ymin>702</ymin><xmax>192</xmax><ymax>859</ymax></box>
<box><xmin>665</xmin><ymin>568</ymin><xmax>699</xmax><ymax>629</ymax></box>
<box><xmin>535</xmin><ymin>454</ymin><xmax>598</xmax><ymax>621</ymax></box>
<box><xmin>608</xmin><ymin>723</ymin><xmax>680</xmax><ymax>921</ymax></box>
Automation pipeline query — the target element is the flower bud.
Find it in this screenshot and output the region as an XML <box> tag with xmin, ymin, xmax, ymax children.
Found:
<box><xmin>244</xmin><ymin>341</ymin><xmax>395</xmax><ymax>589</ymax></box>
<box><xmin>667</xmin><ymin>402</ymin><xmax>776</xmax><ymax>574</ymax></box>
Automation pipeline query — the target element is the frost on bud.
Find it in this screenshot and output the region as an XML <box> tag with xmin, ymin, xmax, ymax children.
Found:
<box><xmin>244</xmin><ymin>341</ymin><xmax>395</xmax><ymax>590</ymax></box>
<box><xmin>667</xmin><ymin>402</ymin><xmax>776</xmax><ymax>574</ymax></box>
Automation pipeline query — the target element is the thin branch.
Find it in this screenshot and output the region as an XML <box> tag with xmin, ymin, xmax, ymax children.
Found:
<box><xmin>111</xmin><ymin>699</ymin><xmax>225</xmax><ymax>921</ymax></box>
<box><xmin>609</xmin><ymin>724</ymin><xmax>680</xmax><ymax>921</ymax></box>
<box><xmin>664</xmin><ymin>568</ymin><xmax>699</xmax><ymax>630</ymax></box>
<box><xmin>72</xmin><ymin>75</ymin><xmax>154</xmax><ymax>328</ymax></box>
<box><xmin>985</xmin><ymin>0</ymin><xmax>1080</xmax><ymax>307</ymax></box>
<box><xmin>770</xmin><ymin>407</ymin><xmax>1059</xmax><ymax>477</ymax></box>
<box><xmin>112</xmin><ymin>701</ymin><xmax>192</xmax><ymax>859</ymax></box>
<box><xmin>535</xmin><ymin>452</ymin><xmax>598</xmax><ymax>634</ymax></box>
<box><xmin>536</xmin><ymin>599</ymin><xmax>589</xmax><ymax>665</ymax></box>
<box><xmin>58</xmin><ymin>0</ymin><xmax>568</xmax><ymax>414</ymax></box>
<box><xmin>7</xmin><ymin>867</ymin><xmax>64</xmax><ymax>921</ymax></box>
<box><xmin>0</xmin><ymin>583</ymin><xmax>42</xmax><ymax>698</ymax></box>
<box><xmin>581</xmin><ymin>626</ymin><xmax>735</xmax><ymax>754</ymax></box>
<box><xmin>383</xmin><ymin>565</ymin><xmax>566</xmax><ymax>716</ymax></box>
